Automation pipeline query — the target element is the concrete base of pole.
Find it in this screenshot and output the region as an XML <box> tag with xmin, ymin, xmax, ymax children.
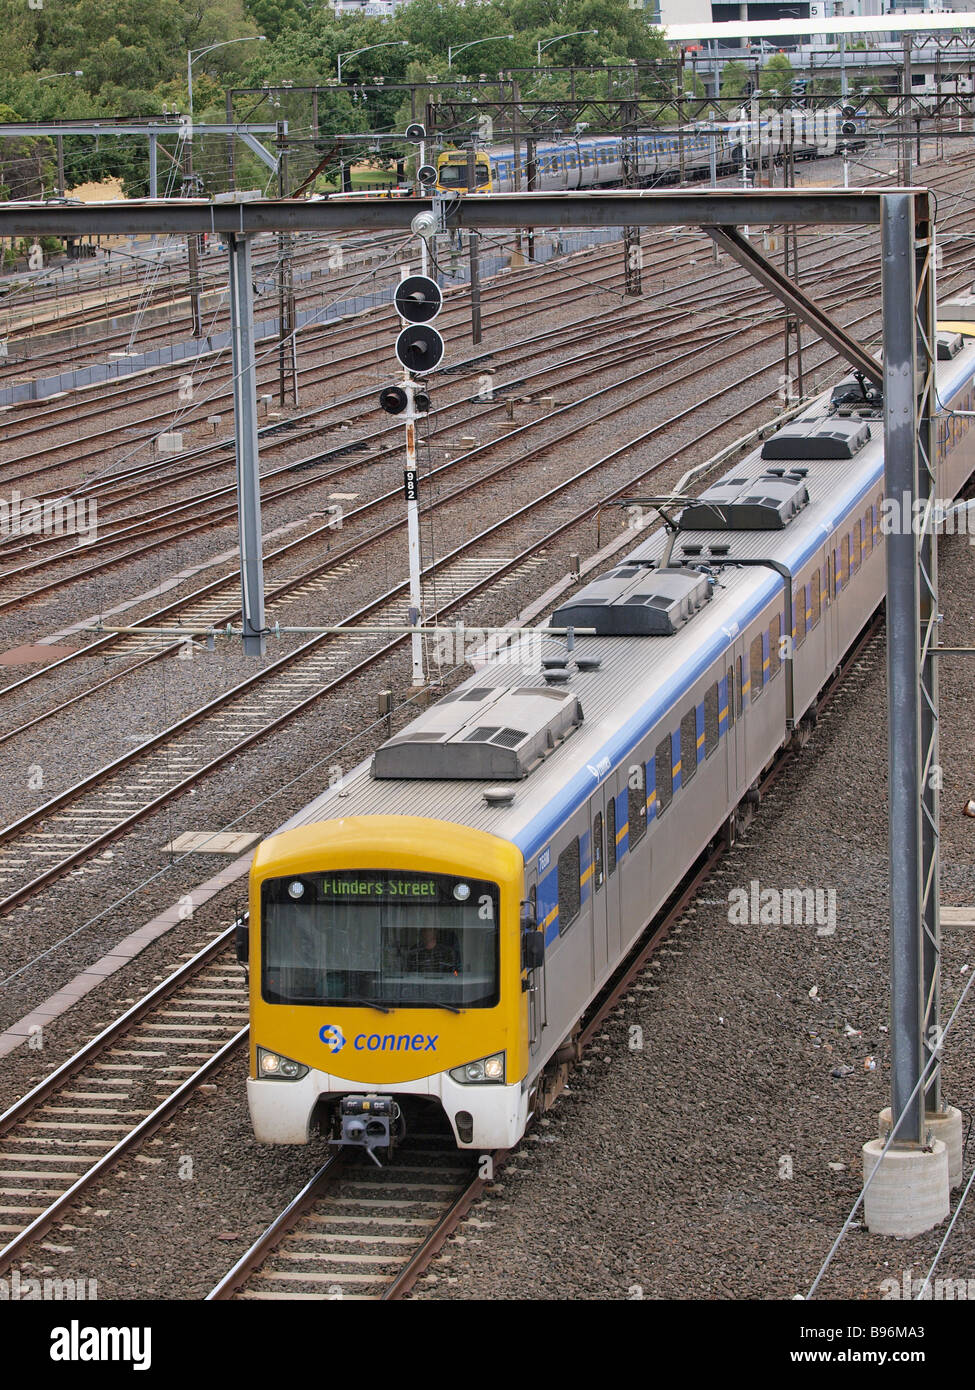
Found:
<box><xmin>862</xmin><ymin>1138</ymin><xmax>949</xmax><ymax>1237</ymax></box>
<box><xmin>880</xmin><ymin>1106</ymin><xmax>964</xmax><ymax>1188</ymax></box>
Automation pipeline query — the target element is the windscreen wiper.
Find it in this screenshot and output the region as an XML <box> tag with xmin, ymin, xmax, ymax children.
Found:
<box><xmin>338</xmin><ymin>998</ymin><xmax>392</xmax><ymax>1014</ymax></box>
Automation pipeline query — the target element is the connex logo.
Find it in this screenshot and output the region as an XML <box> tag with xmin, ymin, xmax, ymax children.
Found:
<box><xmin>353</xmin><ymin>1033</ymin><xmax>438</xmax><ymax>1052</ymax></box>
<box><xmin>319</xmin><ymin>1024</ymin><xmax>346</xmax><ymax>1054</ymax></box>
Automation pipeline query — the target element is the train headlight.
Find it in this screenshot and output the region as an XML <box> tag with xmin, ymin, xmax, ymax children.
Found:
<box><xmin>257</xmin><ymin>1047</ymin><xmax>309</xmax><ymax>1081</ymax></box>
<box><xmin>452</xmin><ymin>882</ymin><xmax>471</xmax><ymax>902</ymax></box>
<box><xmin>449</xmin><ymin>1052</ymin><xmax>505</xmax><ymax>1085</ymax></box>
<box><xmin>287</xmin><ymin>880</ymin><xmax>306</xmax><ymax>900</ymax></box>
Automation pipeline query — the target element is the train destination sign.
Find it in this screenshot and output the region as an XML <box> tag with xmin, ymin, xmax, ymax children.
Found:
<box><xmin>319</xmin><ymin>874</ymin><xmax>439</xmax><ymax>900</ymax></box>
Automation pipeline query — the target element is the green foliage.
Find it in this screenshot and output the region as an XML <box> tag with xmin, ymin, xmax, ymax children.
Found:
<box><xmin>759</xmin><ymin>51</ymin><xmax>793</xmax><ymax>97</ymax></box>
<box><xmin>0</xmin><ymin>98</ymin><xmax>55</xmax><ymax>199</ymax></box>
<box><xmin>719</xmin><ymin>60</ymin><xmax>749</xmax><ymax>100</ymax></box>
<box><xmin>0</xmin><ymin>0</ymin><xmax>672</xmax><ymax>197</ymax></box>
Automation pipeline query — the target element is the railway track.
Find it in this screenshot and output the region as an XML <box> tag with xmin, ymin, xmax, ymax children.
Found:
<box><xmin>0</xmin><ymin>213</ymin><xmax>952</xmax><ymax>618</ymax></box>
<box><xmin>0</xmin><ymin>586</ymin><xmax>887</xmax><ymax>1296</ymax></box>
<box><xmin>0</xmin><ymin>926</ymin><xmax>245</xmax><ymax>1271</ymax></box>
<box><xmin>2</xmin><ymin>152</ymin><xmax>972</xmax><ymax>924</ymax></box>
<box><xmin>0</xmin><ymin>228</ymin><xmax>478</xmax><ymax>374</ymax></box>
<box><xmin>0</xmin><ymin>318</ymin><xmax>835</xmax><ymax>897</ymax></box>
<box><xmin>204</xmin><ymin>613</ymin><xmax>886</xmax><ymax>1304</ymax></box>
<box><xmin>0</xmin><ymin>259</ymin><xmax>945</xmax><ymax>922</ymax></box>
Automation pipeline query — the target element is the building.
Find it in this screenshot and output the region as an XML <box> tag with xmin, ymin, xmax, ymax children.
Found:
<box><xmin>333</xmin><ymin>0</ymin><xmax>403</xmax><ymax>17</ymax></box>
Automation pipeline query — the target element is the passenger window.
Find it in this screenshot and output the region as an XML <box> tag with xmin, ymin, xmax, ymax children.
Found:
<box><xmin>852</xmin><ymin>522</ymin><xmax>861</xmax><ymax>574</ymax></box>
<box><xmin>794</xmin><ymin>586</ymin><xmax>806</xmax><ymax>649</ymax></box>
<box><xmin>863</xmin><ymin>509</ymin><xmax>873</xmax><ymax>559</ymax></box>
<box><xmin>705</xmin><ymin>684</ymin><xmax>719</xmax><ymax>756</ymax></box>
<box><xmin>749</xmin><ymin>634</ymin><xmax>764</xmax><ymax>701</ymax></box>
<box><xmin>607</xmin><ymin>796</ymin><xmax>617</xmax><ymax>874</ymax></box>
<box><xmin>628</xmin><ymin>763</ymin><xmax>646</xmax><ymax>849</ymax></box>
<box><xmin>557</xmin><ymin>839</ymin><xmax>581</xmax><ymax>934</ymax></box>
<box><xmin>593</xmin><ymin>813</ymin><xmax>604</xmax><ymax>891</ymax></box>
<box><xmin>841</xmin><ymin>535</ymin><xmax>850</xmax><ymax>585</ymax></box>
<box><xmin>655</xmin><ymin>738</ymin><xmax>673</xmax><ymax>816</ymax></box>
<box><xmin>680</xmin><ymin>709</ymin><xmax>698</xmax><ymax>785</ymax></box>
<box><xmin>726</xmin><ymin>665</ymin><xmax>735</xmax><ymax>730</ymax></box>
<box><xmin>768</xmin><ymin>614</ymin><xmax>782</xmax><ymax>678</ymax></box>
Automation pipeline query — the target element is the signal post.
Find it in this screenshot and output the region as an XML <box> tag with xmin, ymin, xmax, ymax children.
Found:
<box><xmin>379</xmin><ymin>272</ymin><xmax>445</xmax><ymax>687</ymax></box>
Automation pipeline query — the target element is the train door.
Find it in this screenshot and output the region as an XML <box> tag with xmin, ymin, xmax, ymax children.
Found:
<box><xmin>728</xmin><ymin>645</ymin><xmax>747</xmax><ymax>812</ymax></box>
<box><xmin>524</xmin><ymin>869</ymin><xmax>545</xmax><ymax>1065</ymax></box>
<box><xmin>589</xmin><ymin>800</ymin><xmax>609</xmax><ymax>982</ymax></box>
<box><xmin>602</xmin><ymin>776</ymin><xmax>623</xmax><ymax>969</ymax></box>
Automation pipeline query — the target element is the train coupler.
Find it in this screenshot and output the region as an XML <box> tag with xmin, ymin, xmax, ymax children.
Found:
<box><xmin>330</xmin><ymin>1094</ymin><xmax>402</xmax><ymax>1167</ymax></box>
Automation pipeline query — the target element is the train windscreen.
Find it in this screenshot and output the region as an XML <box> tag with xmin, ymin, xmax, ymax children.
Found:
<box><xmin>437</xmin><ymin>162</ymin><xmax>489</xmax><ymax>187</ymax></box>
<box><xmin>261</xmin><ymin>870</ymin><xmax>500</xmax><ymax>1008</ymax></box>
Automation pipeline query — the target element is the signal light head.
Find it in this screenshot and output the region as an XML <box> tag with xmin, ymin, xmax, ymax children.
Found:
<box><xmin>379</xmin><ymin>386</ymin><xmax>409</xmax><ymax>415</ymax></box>
<box><xmin>395</xmin><ymin>323</ymin><xmax>445</xmax><ymax>375</ymax></box>
<box><xmin>395</xmin><ymin>274</ymin><xmax>442</xmax><ymax>324</ymax></box>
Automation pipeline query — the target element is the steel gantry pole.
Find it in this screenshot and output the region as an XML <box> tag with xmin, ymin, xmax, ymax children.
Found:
<box><xmin>882</xmin><ymin>190</ymin><xmax>945</xmax><ymax>1136</ymax></box>
<box><xmin>224</xmin><ymin>232</ymin><xmax>267</xmax><ymax>656</ymax></box>
<box><xmin>912</xmin><ymin>198</ymin><xmax>943</xmax><ymax>1122</ymax></box>
<box><xmin>882</xmin><ymin>191</ymin><xmax>928</xmax><ymax>1149</ymax></box>
<box><xmin>862</xmin><ymin>188</ymin><xmax>953</xmax><ymax>1236</ymax></box>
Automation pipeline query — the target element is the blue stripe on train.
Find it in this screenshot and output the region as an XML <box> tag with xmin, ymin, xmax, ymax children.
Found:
<box><xmin>513</xmin><ymin>357</ymin><xmax>975</xmax><ymax>863</ymax></box>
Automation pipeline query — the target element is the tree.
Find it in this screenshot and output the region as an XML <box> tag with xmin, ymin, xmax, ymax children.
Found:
<box><xmin>759</xmin><ymin>52</ymin><xmax>794</xmax><ymax>98</ymax></box>
<box><xmin>0</xmin><ymin>101</ymin><xmax>54</xmax><ymax>199</ymax></box>
<box><xmin>720</xmin><ymin>60</ymin><xmax>749</xmax><ymax>100</ymax></box>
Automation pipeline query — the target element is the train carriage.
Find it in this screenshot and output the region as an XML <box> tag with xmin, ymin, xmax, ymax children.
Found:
<box><xmin>432</xmin><ymin>110</ymin><xmax>864</xmax><ymax>196</ymax></box>
<box><xmin>244</xmin><ymin>332</ymin><xmax>975</xmax><ymax>1161</ymax></box>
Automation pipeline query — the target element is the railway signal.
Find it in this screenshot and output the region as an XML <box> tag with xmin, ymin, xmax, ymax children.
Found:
<box><xmin>386</xmin><ymin>270</ymin><xmax>444</xmax><ymax>685</ymax></box>
<box><xmin>393</xmin><ymin>273</ymin><xmax>444</xmax><ymax>375</ymax></box>
<box><xmin>395</xmin><ymin>323</ymin><xmax>445</xmax><ymax>374</ymax></box>
<box><xmin>378</xmin><ymin>385</ymin><xmax>408</xmax><ymax>415</ymax></box>
<box><xmin>394</xmin><ymin>274</ymin><xmax>442</xmax><ymax>323</ymax></box>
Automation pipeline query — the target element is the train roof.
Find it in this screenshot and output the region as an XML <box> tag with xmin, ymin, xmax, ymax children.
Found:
<box><xmin>271</xmin><ymin>341</ymin><xmax>975</xmax><ymax>869</ymax></box>
<box><xmin>456</xmin><ymin>131</ymin><xmax>712</xmax><ymax>160</ymax></box>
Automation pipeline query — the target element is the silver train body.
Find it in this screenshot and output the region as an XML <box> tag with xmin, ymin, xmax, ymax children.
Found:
<box><xmin>249</xmin><ymin>330</ymin><xmax>975</xmax><ymax>1153</ymax></box>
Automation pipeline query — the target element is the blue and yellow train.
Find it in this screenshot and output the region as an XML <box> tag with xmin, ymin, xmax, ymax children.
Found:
<box><xmin>434</xmin><ymin>117</ymin><xmax>866</xmax><ymax>194</ymax></box>
<box><xmin>243</xmin><ymin>328</ymin><xmax>975</xmax><ymax>1161</ymax></box>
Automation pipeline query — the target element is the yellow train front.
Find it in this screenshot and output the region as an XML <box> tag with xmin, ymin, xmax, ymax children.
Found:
<box><xmin>246</xmin><ymin>816</ymin><xmax>532</xmax><ymax>1160</ymax></box>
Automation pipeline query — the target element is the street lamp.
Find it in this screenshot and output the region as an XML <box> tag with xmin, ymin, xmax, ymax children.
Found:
<box><xmin>448</xmin><ymin>35</ymin><xmax>515</xmax><ymax>71</ymax></box>
<box><xmin>188</xmin><ymin>35</ymin><xmax>267</xmax><ymax>122</ymax></box>
<box><xmin>337</xmin><ymin>41</ymin><xmax>408</xmax><ymax>83</ymax></box>
<box><xmin>536</xmin><ymin>30</ymin><xmax>598</xmax><ymax>66</ymax></box>
<box><xmin>36</xmin><ymin>70</ymin><xmax>84</xmax><ymax>81</ymax></box>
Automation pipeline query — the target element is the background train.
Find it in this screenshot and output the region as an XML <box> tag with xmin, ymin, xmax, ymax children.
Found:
<box><xmin>434</xmin><ymin>115</ymin><xmax>868</xmax><ymax>193</ymax></box>
<box><xmin>242</xmin><ymin>327</ymin><xmax>975</xmax><ymax>1163</ymax></box>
